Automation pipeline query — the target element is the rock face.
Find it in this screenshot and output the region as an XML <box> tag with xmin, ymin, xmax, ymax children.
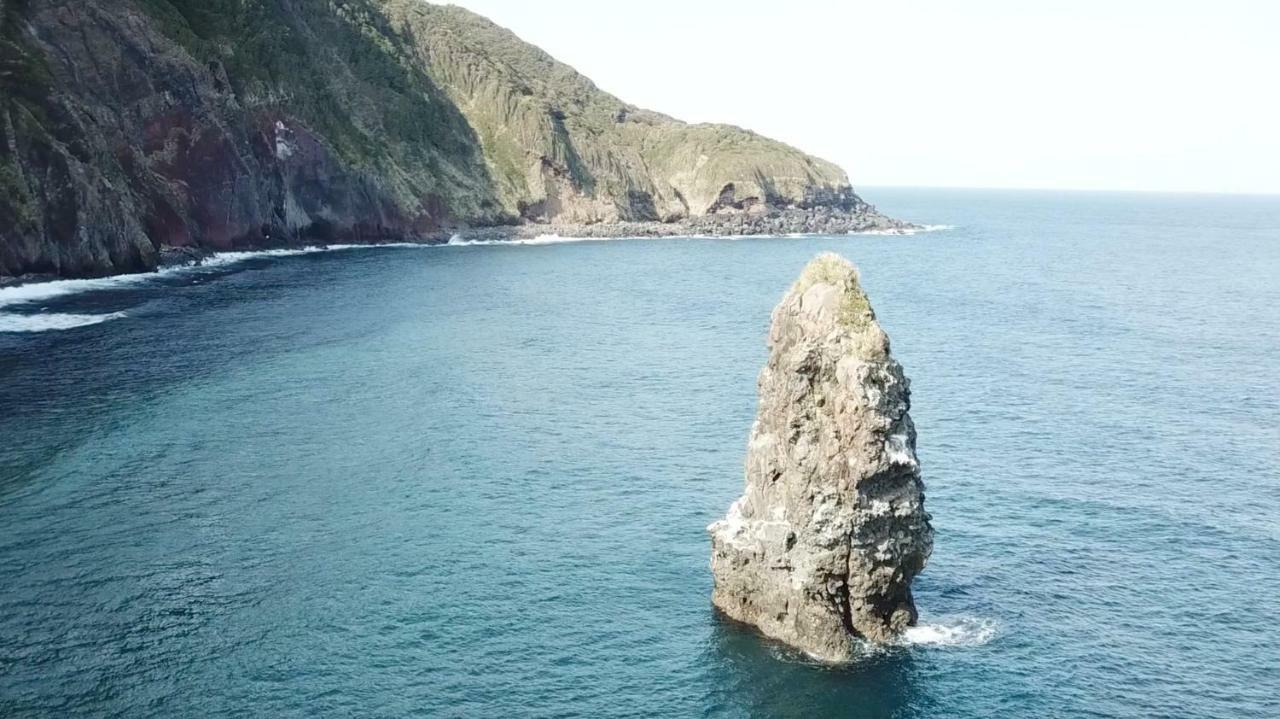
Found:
<box><xmin>708</xmin><ymin>253</ymin><xmax>933</xmax><ymax>660</ymax></box>
<box><xmin>0</xmin><ymin>0</ymin><xmax>902</xmax><ymax>279</ymax></box>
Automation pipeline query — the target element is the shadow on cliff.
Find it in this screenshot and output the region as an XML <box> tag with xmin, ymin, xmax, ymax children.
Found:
<box><xmin>137</xmin><ymin>0</ymin><xmax>511</xmax><ymax>244</ymax></box>
<box><xmin>703</xmin><ymin>615</ymin><xmax>929</xmax><ymax>718</ymax></box>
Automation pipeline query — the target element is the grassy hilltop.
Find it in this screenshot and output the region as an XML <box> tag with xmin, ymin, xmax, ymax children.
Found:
<box><xmin>0</xmin><ymin>0</ymin><xmax>878</xmax><ymax>278</ymax></box>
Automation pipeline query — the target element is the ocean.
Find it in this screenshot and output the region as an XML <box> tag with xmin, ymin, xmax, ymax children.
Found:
<box><xmin>1</xmin><ymin>189</ymin><xmax>1277</xmax><ymax>717</ymax></box>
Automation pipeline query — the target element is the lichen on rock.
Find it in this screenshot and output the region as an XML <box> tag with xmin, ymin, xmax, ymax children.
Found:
<box><xmin>708</xmin><ymin>252</ymin><xmax>933</xmax><ymax>661</ymax></box>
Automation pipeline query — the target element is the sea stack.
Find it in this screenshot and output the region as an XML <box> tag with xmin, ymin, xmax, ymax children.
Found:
<box><xmin>708</xmin><ymin>253</ymin><xmax>933</xmax><ymax>660</ymax></box>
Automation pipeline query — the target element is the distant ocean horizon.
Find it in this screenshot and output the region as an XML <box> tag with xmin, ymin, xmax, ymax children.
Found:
<box><xmin>865</xmin><ymin>184</ymin><xmax>1280</xmax><ymax>197</ymax></box>
<box><xmin>2</xmin><ymin>188</ymin><xmax>1278</xmax><ymax>717</ymax></box>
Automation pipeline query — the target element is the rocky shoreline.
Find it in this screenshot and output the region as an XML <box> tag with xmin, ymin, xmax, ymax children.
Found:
<box><xmin>0</xmin><ymin>207</ymin><xmax>914</xmax><ymax>286</ymax></box>
<box><xmin>143</xmin><ymin>208</ymin><xmax>910</xmax><ymax>271</ymax></box>
<box><xmin>163</xmin><ymin>207</ymin><xmax>912</xmax><ymax>267</ymax></box>
<box><xmin>438</xmin><ymin>205</ymin><xmax>913</xmax><ymax>242</ymax></box>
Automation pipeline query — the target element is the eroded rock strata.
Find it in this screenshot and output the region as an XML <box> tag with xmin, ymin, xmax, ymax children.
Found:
<box><xmin>0</xmin><ymin>0</ymin><xmax>903</xmax><ymax>280</ymax></box>
<box><xmin>708</xmin><ymin>253</ymin><xmax>933</xmax><ymax>660</ymax></box>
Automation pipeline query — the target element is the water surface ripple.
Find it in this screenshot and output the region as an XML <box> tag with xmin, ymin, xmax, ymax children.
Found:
<box><xmin>1</xmin><ymin>189</ymin><xmax>1278</xmax><ymax>717</ymax></box>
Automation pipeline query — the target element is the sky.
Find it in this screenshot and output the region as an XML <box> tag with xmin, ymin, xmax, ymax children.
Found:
<box><xmin>447</xmin><ymin>0</ymin><xmax>1279</xmax><ymax>194</ymax></box>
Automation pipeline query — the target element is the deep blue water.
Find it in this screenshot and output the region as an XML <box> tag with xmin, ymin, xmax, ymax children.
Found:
<box><xmin>1</xmin><ymin>189</ymin><xmax>1278</xmax><ymax>717</ymax></box>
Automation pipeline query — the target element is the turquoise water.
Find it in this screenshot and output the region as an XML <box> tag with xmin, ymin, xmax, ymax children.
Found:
<box><xmin>1</xmin><ymin>189</ymin><xmax>1278</xmax><ymax>717</ymax></box>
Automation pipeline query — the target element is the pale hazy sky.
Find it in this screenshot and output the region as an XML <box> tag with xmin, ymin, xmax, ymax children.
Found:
<box><xmin>448</xmin><ymin>0</ymin><xmax>1279</xmax><ymax>194</ymax></box>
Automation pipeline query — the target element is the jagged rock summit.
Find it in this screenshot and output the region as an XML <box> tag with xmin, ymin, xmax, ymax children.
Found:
<box><xmin>708</xmin><ymin>253</ymin><xmax>933</xmax><ymax>661</ymax></box>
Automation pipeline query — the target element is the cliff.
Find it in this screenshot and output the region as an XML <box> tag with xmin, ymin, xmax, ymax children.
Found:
<box><xmin>0</xmin><ymin>0</ymin><xmax>901</xmax><ymax>279</ymax></box>
<box><xmin>708</xmin><ymin>253</ymin><xmax>933</xmax><ymax>660</ymax></box>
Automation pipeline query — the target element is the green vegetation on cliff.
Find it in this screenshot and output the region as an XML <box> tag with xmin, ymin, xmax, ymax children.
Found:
<box><xmin>1</xmin><ymin>0</ymin><xmax>58</xmax><ymax>233</ymax></box>
<box><xmin>0</xmin><ymin>0</ymin><xmax>878</xmax><ymax>278</ymax></box>
<box><xmin>132</xmin><ymin>0</ymin><xmax>503</xmax><ymax>216</ymax></box>
<box><xmin>379</xmin><ymin>1</ymin><xmax>860</xmax><ymax>222</ymax></box>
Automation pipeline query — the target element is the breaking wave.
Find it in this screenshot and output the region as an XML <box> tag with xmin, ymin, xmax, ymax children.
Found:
<box><xmin>446</xmin><ymin>233</ymin><xmax>610</xmax><ymax>247</ymax></box>
<box><xmin>0</xmin><ymin>244</ymin><xmax>425</xmax><ymax>333</ymax></box>
<box><xmin>0</xmin><ymin>275</ymin><xmax>150</xmax><ymax>312</ymax></box>
<box><xmin>1</xmin><ymin>228</ymin><xmax>956</xmax><ymax>332</ymax></box>
<box><xmin>448</xmin><ymin>226</ymin><xmax>958</xmax><ymax>246</ymax></box>
<box><xmin>444</xmin><ymin>233</ymin><xmax>778</xmax><ymax>246</ymax></box>
<box><xmin>901</xmin><ymin>616</ymin><xmax>997</xmax><ymax>647</ymax></box>
<box><xmin>850</xmin><ymin>224</ymin><xmax>956</xmax><ymax>236</ymax></box>
<box><xmin>763</xmin><ymin>615</ymin><xmax>998</xmax><ymax>667</ymax></box>
<box><xmin>446</xmin><ymin>233</ymin><xmax>770</xmax><ymax>247</ymax></box>
<box><xmin>0</xmin><ymin>311</ymin><xmax>129</xmax><ymax>333</ymax></box>
<box><xmin>0</xmin><ymin>246</ymin><xmax>366</xmax><ymax>312</ymax></box>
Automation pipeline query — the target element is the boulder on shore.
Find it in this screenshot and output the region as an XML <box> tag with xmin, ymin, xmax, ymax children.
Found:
<box><xmin>708</xmin><ymin>253</ymin><xmax>933</xmax><ymax>661</ymax></box>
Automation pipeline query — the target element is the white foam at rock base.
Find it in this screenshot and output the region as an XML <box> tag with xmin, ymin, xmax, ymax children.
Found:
<box><xmin>901</xmin><ymin>616</ymin><xmax>997</xmax><ymax>647</ymax></box>
<box><xmin>447</xmin><ymin>233</ymin><xmax>614</xmax><ymax>247</ymax></box>
<box><xmin>449</xmin><ymin>229</ymin><xmax>956</xmax><ymax>245</ymax></box>
<box><xmin>849</xmin><ymin>224</ymin><xmax>956</xmax><ymax>236</ymax></box>
<box><xmin>755</xmin><ymin>614</ymin><xmax>998</xmax><ymax>666</ymax></box>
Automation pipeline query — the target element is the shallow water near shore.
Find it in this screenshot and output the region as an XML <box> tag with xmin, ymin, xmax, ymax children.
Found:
<box><xmin>2</xmin><ymin>188</ymin><xmax>1279</xmax><ymax>717</ymax></box>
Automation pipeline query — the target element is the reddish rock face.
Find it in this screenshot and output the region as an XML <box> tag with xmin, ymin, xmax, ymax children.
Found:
<box><xmin>0</xmin><ymin>0</ymin><xmax>496</xmax><ymax>278</ymax></box>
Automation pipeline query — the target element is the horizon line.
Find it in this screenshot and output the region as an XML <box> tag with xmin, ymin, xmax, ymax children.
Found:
<box><xmin>855</xmin><ymin>183</ymin><xmax>1280</xmax><ymax>198</ymax></box>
